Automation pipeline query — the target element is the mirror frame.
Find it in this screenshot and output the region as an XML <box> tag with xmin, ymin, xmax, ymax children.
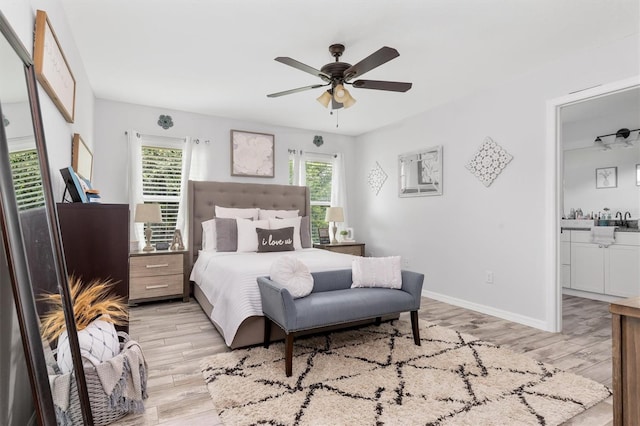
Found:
<box><xmin>0</xmin><ymin>11</ymin><xmax>93</xmax><ymax>425</ymax></box>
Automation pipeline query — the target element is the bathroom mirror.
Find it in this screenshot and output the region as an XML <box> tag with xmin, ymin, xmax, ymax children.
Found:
<box><xmin>398</xmin><ymin>145</ymin><xmax>443</xmax><ymax>197</ymax></box>
<box><xmin>0</xmin><ymin>11</ymin><xmax>93</xmax><ymax>425</ymax></box>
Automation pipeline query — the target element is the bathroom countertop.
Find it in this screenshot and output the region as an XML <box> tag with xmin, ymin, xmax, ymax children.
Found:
<box><xmin>561</xmin><ymin>227</ymin><xmax>640</xmax><ymax>233</ymax></box>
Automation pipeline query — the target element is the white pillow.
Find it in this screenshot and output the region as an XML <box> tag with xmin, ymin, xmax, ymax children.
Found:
<box><xmin>270</xmin><ymin>256</ymin><xmax>314</xmax><ymax>298</ymax></box>
<box><xmin>201</xmin><ymin>218</ymin><xmax>216</xmax><ymax>251</ymax></box>
<box><xmin>215</xmin><ymin>205</ymin><xmax>259</xmax><ymax>220</ymax></box>
<box><xmin>351</xmin><ymin>256</ymin><xmax>402</xmax><ymax>289</ymax></box>
<box><xmin>269</xmin><ymin>217</ymin><xmax>302</xmax><ymax>250</ymax></box>
<box><xmin>236</xmin><ymin>218</ymin><xmax>269</xmax><ymax>252</ymax></box>
<box><xmin>258</xmin><ymin>209</ymin><xmax>299</xmax><ymax>220</ymax></box>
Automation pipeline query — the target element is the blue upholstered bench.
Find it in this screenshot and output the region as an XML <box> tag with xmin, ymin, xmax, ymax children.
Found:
<box><xmin>257</xmin><ymin>268</ymin><xmax>424</xmax><ymax>376</ymax></box>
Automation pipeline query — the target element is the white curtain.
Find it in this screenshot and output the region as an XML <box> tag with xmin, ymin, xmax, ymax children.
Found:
<box><xmin>331</xmin><ymin>152</ymin><xmax>349</xmax><ymax>228</ymax></box>
<box><xmin>175</xmin><ymin>137</ymin><xmax>192</xmax><ymax>244</ymax></box>
<box><xmin>127</xmin><ymin>130</ymin><xmax>144</xmax><ymax>243</ymax></box>
<box><xmin>289</xmin><ymin>149</ymin><xmax>305</xmax><ymax>186</ymax></box>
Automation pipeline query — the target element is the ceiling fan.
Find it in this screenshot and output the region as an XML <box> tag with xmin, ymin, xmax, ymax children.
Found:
<box><xmin>267</xmin><ymin>43</ymin><xmax>412</xmax><ymax>110</ymax></box>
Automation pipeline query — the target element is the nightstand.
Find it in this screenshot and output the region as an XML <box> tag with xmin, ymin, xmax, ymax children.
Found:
<box><xmin>129</xmin><ymin>249</ymin><xmax>189</xmax><ymax>304</ymax></box>
<box><xmin>313</xmin><ymin>242</ymin><xmax>365</xmax><ymax>256</ymax></box>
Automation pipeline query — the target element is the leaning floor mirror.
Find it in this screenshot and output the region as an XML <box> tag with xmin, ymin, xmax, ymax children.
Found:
<box><xmin>0</xmin><ymin>11</ymin><xmax>93</xmax><ymax>426</ymax></box>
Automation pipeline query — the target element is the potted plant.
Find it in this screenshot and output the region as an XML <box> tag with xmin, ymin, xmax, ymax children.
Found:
<box><xmin>339</xmin><ymin>230</ymin><xmax>349</xmax><ymax>242</ymax></box>
<box><xmin>40</xmin><ymin>276</ymin><xmax>128</xmax><ymax>373</ymax></box>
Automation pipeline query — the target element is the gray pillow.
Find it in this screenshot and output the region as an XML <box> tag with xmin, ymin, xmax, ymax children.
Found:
<box><xmin>215</xmin><ymin>217</ymin><xmax>238</xmax><ymax>252</ymax></box>
<box><xmin>256</xmin><ymin>227</ymin><xmax>295</xmax><ymax>252</ymax></box>
<box><xmin>300</xmin><ymin>216</ymin><xmax>311</xmax><ymax>248</ymax></box>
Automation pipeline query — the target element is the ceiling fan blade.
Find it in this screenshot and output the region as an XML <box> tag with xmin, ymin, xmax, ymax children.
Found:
<box><xmin>267</xmin><ymin>84</ymin><xmax>327</xmax><ymax>98</ymax></box>
<box><xmin>351</xmin><ymin>79</ymin><xmax>412</xmax><ymax>92</ymax></box>
<box><xmin>343</xmin><ymin>47</ymin><xmax>400</xmax><ymax>80</ymax></box>
<box><xmin>332</xmin><ymin>97</ymin><xmax>343</xmax><ymax>110</ymax></box>
<box><xmin>275</xmin><ymin>57</ymin><xmax>331</xmax><ymax>80</ymax></box>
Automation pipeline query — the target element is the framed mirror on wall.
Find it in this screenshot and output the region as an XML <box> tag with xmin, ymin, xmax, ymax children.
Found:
<box><xmin>0</xmin><ymin>11</ymin><xmax>93</xmax><ymax>426</ymax></box>
<box><xmin>398</xmin><ymin>145</ymin><xmax>443</xmax><ymax>197</ymax></box>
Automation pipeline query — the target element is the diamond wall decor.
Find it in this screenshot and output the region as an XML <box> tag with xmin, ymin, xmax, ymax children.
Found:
<box><xmin>367</xmin><ymin>161</ymin><xmax>388</xmax><ymax>195</ymax></box>
<box><xmin>465</xmin><ymin>137</ymin><xmax>513</xmax><ymax>187</ymax></box>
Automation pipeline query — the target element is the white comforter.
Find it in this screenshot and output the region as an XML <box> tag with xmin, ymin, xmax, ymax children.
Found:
<box><xmin>190</xmin><ymin>248</ymin><xmax>355</xmax><ymax>346</ymax></box>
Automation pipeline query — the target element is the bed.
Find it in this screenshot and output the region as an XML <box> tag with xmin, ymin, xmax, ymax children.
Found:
<box><xmin>187</xmin><ymin>180</ymin><xmax>357</xmax><ymax>348</ymax></box>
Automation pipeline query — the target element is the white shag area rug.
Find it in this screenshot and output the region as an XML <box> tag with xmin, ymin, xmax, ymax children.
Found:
<box><xmin>201</xmin><ymin>319</ymin><xmax>610</xmax><ymax>425</ymax></box>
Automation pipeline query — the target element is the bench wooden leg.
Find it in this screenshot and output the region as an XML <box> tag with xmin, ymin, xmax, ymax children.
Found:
<box><xmin>410</xmin><ymin>311</ymin><xmax>420</xmax><ymax>346</ymax></box>
<box><xmin>285</xmin><ymin>333</ymin><xmax>294</xmax><ymax>377</ymax></box>
<box><xmin>264</xmin><ymin>317</ymin><xmax>271</xmax><ymax>349</ymax></box>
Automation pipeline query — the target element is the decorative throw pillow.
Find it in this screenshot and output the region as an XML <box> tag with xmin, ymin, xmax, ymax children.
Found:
<box><xmin>269</xmin><ymin>216</ymin><xmax>302</xmax><ymax>250</ymax></box>
<box><xmin>236</xmin><ymin>218</ymin><xmax>270</xmax><ymax>252</ymax></box>
<box><xmin>269</xmin><ymin>256</ymin><xmax>314</xmax><ymax>298</ymax></box>
<box><xmin>300</xmin><ymin>216</ymin><xmax>311</xmax><ymax>248</ymax></box>
<box><xmin>351</xmin><ymin>256</ymin><xmax>402</xmax><ymax>289</ymax></box>
<box><xmin>201</xmin><ymin>218</ymin><xmax>216</xmax><ymax>251</ymax></box>
<box><xmin>256</xmin><ymin>227</ymin><xmax>295</xmax><ymax>252</ymax></box>
<box><xmin>215</xmin><ymin>205</ymin><xmax>259</xmax><ymax>220</ymax></box>
<box><xmin>215</xmin><ymin>217</ymin><xmax>238</xmax><ymax>252</ymax></box>
<box><xmin>258</xmin><ymin>209</ymin><xmax>299</xmax><ymax>220</ymax></box>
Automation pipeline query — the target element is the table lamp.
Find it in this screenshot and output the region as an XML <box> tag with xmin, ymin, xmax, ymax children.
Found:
<box><xmin>325</xmin><ymin>206</ymin><xmax>344</xmax><ymax>245</ymax></box>
<box><xmin>134</xmin><ymin>203</ymin><xmax>163</xmax><ymax>252</ymax></box>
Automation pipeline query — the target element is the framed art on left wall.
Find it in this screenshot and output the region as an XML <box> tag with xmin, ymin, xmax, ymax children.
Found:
<box><xmin>33</xmin><ymin>10</ymin><xmax>76</xmax><ymax>123</ymax></box>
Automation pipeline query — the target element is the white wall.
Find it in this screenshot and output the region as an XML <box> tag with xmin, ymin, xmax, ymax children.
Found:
<box><xmin>93</xmin><ymin>99</ymin><xmax>357</xmax><ymax>208</ymax></box>
<box><xmin>564</xmin><ymin>145</ymin><xmax>640</xmax><ymax>218</ymax></box>
<box><xmin>1</xmin><ymin>0</ymin><xmax>95</xmax><ymax>197</ymax></box>
<box><xmin>352</xmin><ymin>34</ymin><xmax>640</xmax><ymax>329</ymax></box>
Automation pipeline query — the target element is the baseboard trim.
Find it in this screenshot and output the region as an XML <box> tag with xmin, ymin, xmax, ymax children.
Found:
<box><xmin>562</xmin><ymin>287</ymin><xmax>622</xmax><ymax>303</ymax></box>
<box><xmin>422</xmin><ymin>290</ymin><xmax>549</xmax><ymax>331</ymax></box>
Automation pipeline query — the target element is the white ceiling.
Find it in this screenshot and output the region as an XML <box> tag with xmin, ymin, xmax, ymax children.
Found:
<box><xmin>60</xmin><ymin>0</ymin><xmax>639</xmax><ymax>136</ymax></box>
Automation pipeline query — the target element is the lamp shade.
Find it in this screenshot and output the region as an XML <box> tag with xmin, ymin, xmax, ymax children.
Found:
<box><xmin>134</xmin><ymin>203</ymin><xmax>162</xmax><ymax>223</ymax></box>
<box><xmin>325</xmin><ymin>206</ymin><xmax>344</xmax><ymax>223</ymax></box>
<box><xmin>316</xmin><ymin>90</ymin><xmax>332</xmax><ymax>108</ymax></box>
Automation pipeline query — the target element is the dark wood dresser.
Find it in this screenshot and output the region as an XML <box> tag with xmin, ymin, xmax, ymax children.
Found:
<box><xmin>56</xmin><ymin>203</ymin><xmax>130</xmax><ymax>331</ymax></box>
<box><xmin>610</xmin><ymin>297</ymin><xmax>640</xmax><ymax>425</ymax></box>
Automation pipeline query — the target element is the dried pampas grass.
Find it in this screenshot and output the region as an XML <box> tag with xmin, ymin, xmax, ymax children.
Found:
<box><xmin>40</xmin><ymin>276</ymin><xmax>128</xmax><ymax>342</ymax></box>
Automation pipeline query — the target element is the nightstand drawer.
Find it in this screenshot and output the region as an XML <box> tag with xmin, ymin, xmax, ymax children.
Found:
<box><xmin>130</xmin><ymin>254</ymin><xmax>183</xmax><ymax>278</ymax></box>
<box><xmin>130</xmin><ymin>274</ymin><xmax>183</xmax><ymax>300</ymax></box>
<box><xmin>329</xmin><ymin>245</ymin><xmax>363</xmax><ymax>256</ymax></box>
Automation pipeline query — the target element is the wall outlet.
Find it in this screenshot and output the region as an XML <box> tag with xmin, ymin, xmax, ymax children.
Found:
<box><xmin>485</xmin><ymin>270</ymin><xmax>494</xmax><ymax>284</ymax></box>
<box><xmin>402</xmin><ymin>258</ymin><xmax>410</xmax><ymax>268</ymax></box>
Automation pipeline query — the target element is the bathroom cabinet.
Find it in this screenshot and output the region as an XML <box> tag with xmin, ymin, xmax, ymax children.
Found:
<box><xmin>570</xmin><ymin>230</ymin><xmax>640</xmax><ymax>298</ymax></box>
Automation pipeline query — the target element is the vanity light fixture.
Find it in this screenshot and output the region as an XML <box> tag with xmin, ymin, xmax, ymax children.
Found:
<box><xmin>594</xmin><ymin>127</ymin><xmax>639</xmax><ymax>150</ymax></box>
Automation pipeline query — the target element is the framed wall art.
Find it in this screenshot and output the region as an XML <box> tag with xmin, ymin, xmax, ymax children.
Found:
<box><xmin>33</xmin><ymin>10</ymin><xmax>76</xmax><ymax>123</ymax></box>
<box><xmin>230</xmin><ymin>130</ymin><xmax>274</xmax><ymax>178</ymax></box>
<box><xmin>595</xmin><ymin>166</ymin><xmax>617</xmax><ymax>189</ymax></box>
<box><xmin>71</xmin><ymin>133</ymin><xmax>93</xmax><ymax>180</ymax></box>
<box><xmin>398</xmin><ymin>145</ymin><xmax>442</xmax><ymax>197</ymax></box>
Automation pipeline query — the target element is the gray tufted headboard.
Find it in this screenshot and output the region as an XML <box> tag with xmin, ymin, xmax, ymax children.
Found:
<box><xmin>187</xmin><ymin>180</ymin><xmax>310</xmax><ymax>267</ymax></box>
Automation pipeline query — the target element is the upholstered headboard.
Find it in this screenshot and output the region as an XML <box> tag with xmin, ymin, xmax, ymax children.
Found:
<box><xmin>187</xmin><ymin>180</ymin><xmax>310</xmax><ymax>267</ymax></box>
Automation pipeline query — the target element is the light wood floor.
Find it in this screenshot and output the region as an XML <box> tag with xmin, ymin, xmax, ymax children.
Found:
<box><xmin>111</xmin><ymin>294</ymin><xmax>614</xmax><ymax>425</ymax></box>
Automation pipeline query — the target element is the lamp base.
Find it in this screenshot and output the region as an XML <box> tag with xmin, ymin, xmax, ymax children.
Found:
<box><xmin>331</xmin><ymin>223</ymin><xmax>338</xmax><ymax>245</ymax></box>
<box><xmin>143</xmin><ymin>224</ymin><xmax>154</xmax><ymax>251</ymax></box>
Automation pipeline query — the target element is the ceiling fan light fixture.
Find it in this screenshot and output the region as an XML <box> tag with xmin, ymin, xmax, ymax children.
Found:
<box><xmin>316</xmin><ymin>90</ymin><xmax>332</xmax><ymax>108</ymax></box>
<box><xmin>343</xmin><ymin>95</ymin><xmax>356</xmax><ymax>109</ymax></box>
<box><xmin>333</xmin><ymin>84</ymin><xmax>351</xmax><ymax>103</ymax></box>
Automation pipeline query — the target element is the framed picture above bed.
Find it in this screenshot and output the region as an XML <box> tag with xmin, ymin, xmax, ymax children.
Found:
<box><xmin>231</xmin><ymin>130</ymin><xmax>275</xmax><ymax>178</ymax></box>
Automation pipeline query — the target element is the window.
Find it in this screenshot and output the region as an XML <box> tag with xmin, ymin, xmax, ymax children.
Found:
<box><xmin>9</xmin><ymin>148</ymin><xmax>45</xmax><ymax>210</ymax></box>
<box><xmin>140</xmin><ymin>144</ymin><xmax>183</xmax><ymax>243</ymax></box>
<box><xmin>290</xmin><ymin>152</ymin><xmax>334</xmax><ymax>243</ymax></box>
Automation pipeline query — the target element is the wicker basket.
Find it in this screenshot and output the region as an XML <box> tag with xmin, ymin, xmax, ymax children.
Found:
<box><xmin>53</xmin><ymin>333</ymin><xmax>147</xmax><ymax>426</ymax></box>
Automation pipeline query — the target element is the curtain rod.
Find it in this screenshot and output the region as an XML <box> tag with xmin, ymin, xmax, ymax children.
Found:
<box><xmin>125</xmin><ymin>131</ymin><xmax>209</xmax><ymax>144</ymax></box>
<box><xmin>289</xmin><ymin>149</ymin><xmax>337</xmax><ymax>158</ymax></box>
